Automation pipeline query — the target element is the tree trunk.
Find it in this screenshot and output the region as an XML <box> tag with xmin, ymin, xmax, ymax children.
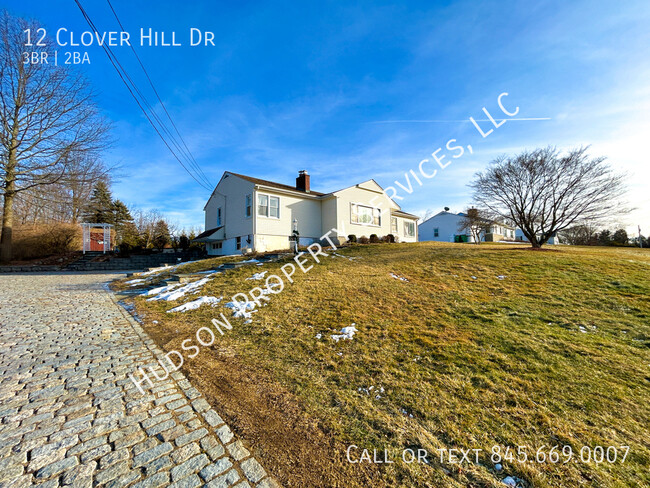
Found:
<box><xmin>0</xmin><ymin>131</ymin><xmax>17</xmax><ymax>264</ymax></box>
<box><xmin>0</xmin><ymin>185</ymin><xmax>15</xmax><ymax>263</ymax></box>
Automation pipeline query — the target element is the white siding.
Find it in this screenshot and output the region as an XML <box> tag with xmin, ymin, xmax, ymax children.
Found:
<box><xmin>418</xmin><ymin>212</ymin><xmax>472</xmax><ymax>242</ymax></box>
<box><xmin>331</xmin><ymin>182</ymin><xmax>399</xmax><ymax>240</ymax></box>
<box><xmin>254</xmin><ymin>188</ymin><xmax>322</xmax><ymax>240</ymax></box>
<box><xmin>204</xmin><ymin>174</ymin><xmax>255</xmax><ymax>255</ymax></box>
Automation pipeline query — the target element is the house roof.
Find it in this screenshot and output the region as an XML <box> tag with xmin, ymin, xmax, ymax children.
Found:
<box><xmin>228</xmin><ymin>172</ymin><xmax>326</xmax><ymax>197</ymax></box>
<box><xmin>192</xmin><ymin>226</ymin><xmax>224</xmax><ymax>242</ymax></box>
<box><xmin>391</xmin><ymin>209</ymin><xmax>419</xmax><ymax>220</ymax></box>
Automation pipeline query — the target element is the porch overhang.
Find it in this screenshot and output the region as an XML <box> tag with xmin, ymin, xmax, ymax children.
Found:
<box><xmin>192</xmin><ymin>226</ymin><xmax>225</xmax><ymax>243</ymax></box>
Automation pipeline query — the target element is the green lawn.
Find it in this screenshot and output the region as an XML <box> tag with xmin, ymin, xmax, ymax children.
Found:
<box><xmin>115</xmin><ymin>243</ymin><xmax>650</xmax><ymax>487</ymax></box>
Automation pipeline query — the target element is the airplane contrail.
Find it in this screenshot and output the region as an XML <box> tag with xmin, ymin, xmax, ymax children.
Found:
<box><xmin>369</xmin><ymin>117</ymin><xmax>552</xmax><ymax>123</ymax></box>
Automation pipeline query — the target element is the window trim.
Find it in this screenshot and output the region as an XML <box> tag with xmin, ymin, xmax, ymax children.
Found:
<box><xmin>257</xmin><ymin>193</ymin><xmax>280</xmax><ymax>219</ymax></box>
<box><xmin>433</xmin><ymin>227</ymin><xmax>439</xmax><ymax>237</ymax></box>
<box><xmin>404</xmin><ymin>220</ymin><xmax>415</xmax><ymax>237</ymax></box>
<box><xmin>391</xmin><ymin>216</ymin><xmax>398</xmax><ymax>234</ymax></box>
<box><xmin>350</xmin><ymin>202</ymin><xmax>381</xmax><ymax>227</ymax></box>
<box><xmin>269</xmin><ymin>196</ymin><xmax>280</xmax><ymax>219</ymax></box>
<box><xmin>245</xmin><ymin>194</ymin><xmax>252</xmax><ymax>218</ymax></box>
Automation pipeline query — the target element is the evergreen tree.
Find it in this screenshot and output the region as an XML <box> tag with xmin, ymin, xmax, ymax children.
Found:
<box><xmin>612</xmin><ymin>229</ymin><xmax>628</xmax><ymax>245</ymax></box>
<box><xmin>179</xmin><ymin>234</ymin><xmax>190</xmax><ymax>251</ymax></box>
<box><xmin>152</xmin><ymin>220</ymin><xmax>171</xmax><ymax>249</ymax></box>
<box><xmin>120</xmin><ymin>221</ymin><xmax>141</xmax><ymax>247</ymax></box>
<box><xmin>112</xmin><ymin>200</ymin><xmax>134</xmax><ymax>243</ymax></box>
<box><xmin>597</xmin><ymin>229</ymin><xmax>611</xmax><ymax>246</ymax></box>
<box><xmin>83</xmin><ymin>181</ymin><xmax>113</xmax><ymax>224</ymax></box>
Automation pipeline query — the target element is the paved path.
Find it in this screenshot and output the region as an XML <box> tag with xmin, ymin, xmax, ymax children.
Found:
<box><xmin>0</xmin><ymin>273</ymin><xmax>278</xmax><ymax>488</ymax></box>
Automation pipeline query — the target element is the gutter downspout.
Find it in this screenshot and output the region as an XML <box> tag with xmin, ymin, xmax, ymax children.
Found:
<box><xmin>252</xmin><ymin>187</ymin><xmax>257</xmax><ymax>252</ymax></box>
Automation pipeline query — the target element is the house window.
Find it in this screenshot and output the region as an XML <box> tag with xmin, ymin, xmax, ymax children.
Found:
<box><xmin>269</xmin><ymin>196</ymin><xmax>279</xmax><ymax>218</ymax></box>
<box><xmin>217</xmin><ymin>207</ymin><xmax>222</xmax><ymax>226</ymax></box>
<box><xmin>245</xmin><ymin>195</ymin><xmax>252</xmax><ymax>218</ymax></box>
<box><xmin>236</xmin><ymin>236</ymin><xmax>241</xmax><ymax>250</ymax></box>
<box><xmin>434</xmin><ymin>227</ymin><xmax>439</xmax><ymax>237</ymax></box>
<box><xmin>391</xmin><ymin>217</ymin><xmax>398</xmax><ymax>234</ymax></box>
<box><xmin>257</xmin><ymin>194</ymin><xmax>280</xmax><ymax>218</ymax></box>
<box><xmin>257</xmin><ymin>195</ymin><xmax>268</xmax><ymax>216</ymax></box>
<box><xmin>351</xmin><ymin>204</ymin><xmax>380</xmax><ymax>226</ymax></box>
<box><xmin>404</xmin><ymin>221</ymin><xmax>415</xmax><ymax>237</ymax></box>
<box><xmin>211</xmin><ymin>242</ymin><xmax>222</xmax><ymax>250</ymax></box>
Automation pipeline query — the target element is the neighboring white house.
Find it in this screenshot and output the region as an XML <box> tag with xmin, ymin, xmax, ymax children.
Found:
<box><xmin>418</xmin><ymin>210</ymin><xmax>516</xmax><ymax>243</ymax></box>
<box><xmin>194</xmin><ymin>170</ymin><xmax>419</xmax><ymax>255</ymax></box>
<box><xmin>515</xmin><ymin>229</ymin><xmax>560</xmax><ymax>245</ymax></box>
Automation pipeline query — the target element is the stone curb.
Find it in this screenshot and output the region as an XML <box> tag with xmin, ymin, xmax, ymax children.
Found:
<box><xmin>106</xmin><ymin>279</ymin><xmax>281</xmax><ymax>488</ymax></box>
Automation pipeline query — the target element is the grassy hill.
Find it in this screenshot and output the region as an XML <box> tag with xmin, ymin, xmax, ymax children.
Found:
<box><xmin>114</xmin><ymin>242</ymin><xmax>650</xmax><ymax>487</ymax></box>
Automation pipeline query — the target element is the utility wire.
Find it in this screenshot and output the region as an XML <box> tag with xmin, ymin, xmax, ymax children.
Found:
<box><xmin>106</xmin><ymin>0</ymin><xmax>212</xmax><ymax>188</ymax></box>
<box><xmin>73</xmin><ymin>0</ymin><xmax>213</xmax><ymax>191</ymax></box>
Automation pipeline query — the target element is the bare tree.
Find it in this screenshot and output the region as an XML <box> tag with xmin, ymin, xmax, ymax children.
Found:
<box><xmin>457</xmin><ymin>207</ymin><xmax>492</xmax><ymax>244</ymax></box>
<box><xmin>559</xmin><ymin>221</ymin><xmax>598</xmax><ymax>246</ymax></box>
<box><xmin>0</xmin><ymin>11</ymin><xmax>109</xmax><ymax>262</ymax></box>
<box><xmin>470</xmin><ymin>147</ymin><xmax>627</xmax><ymax>248</ymax></box>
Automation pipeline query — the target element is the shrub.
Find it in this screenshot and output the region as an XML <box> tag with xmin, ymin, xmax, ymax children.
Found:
<box><xmin>11</xmin><ymin>224</ymin><xmax>81</xmax><ymax>261</ymax></box>
<box><xmin>383</xmin><ymin>234</ymin><xmax>396</xmax><ymax>243</ymax></box>
<box><xmin>369</xmin><ymin>234</ymin><xmax>380</xmax><ymax>243</ymax></box>
<box><xmin>117</xmin><ymin>242</ymin><xmax>133</xmax><ymax>257</ymax></box>
<box><xmin>358</xmin><ymin>236</ymin><xmax>370</xmax><ymax>244</ymax></box>
<box><xmin>179</xmin><ymin>235</ymin><xmax>190</xmax><ymax>250</ymax></box>
<box><xmin>347</xmin><ymin>234</ymin><xmax>357</xmax><ymax>243</ymax></box>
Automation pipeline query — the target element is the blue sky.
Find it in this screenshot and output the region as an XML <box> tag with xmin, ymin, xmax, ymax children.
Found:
<box><xmin>7</xmin><ymin>0</ymin><xmax>650</xmax><ymax>234</ymax></box>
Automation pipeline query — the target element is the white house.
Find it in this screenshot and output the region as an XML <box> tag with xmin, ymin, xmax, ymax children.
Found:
<box><xmin>195</xmin><ymin>170</ymin><xmax>419</xmax><ymax>255</ymax></box>
<box><xmin>418</xmin><ymin>210</ymin><xmax>516</xmax><ymax>243</ymax></box>
<box><xmin>515</xmin><ymin>228</ymin><xmax>560</xmax><ymax>245</ymax></box>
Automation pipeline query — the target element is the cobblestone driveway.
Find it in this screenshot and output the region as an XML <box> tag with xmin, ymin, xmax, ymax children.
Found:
<box><xmin>0</xmin><ymin>273</ymin><xmax>278</xmax><ymax>488</ymax></box>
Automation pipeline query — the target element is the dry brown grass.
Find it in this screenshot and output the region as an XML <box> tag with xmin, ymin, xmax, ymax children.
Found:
<box><xmin>115</xmin><ymin>242</ymin><xmax>650</xmax><ymax>487</ymax></box>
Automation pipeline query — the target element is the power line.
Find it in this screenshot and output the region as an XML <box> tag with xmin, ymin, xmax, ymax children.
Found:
<box><xmin>106</xmin><ymin>0</ymin><xmax>212</xmax><ymax>189</ymax></box>
<box><xmin>73</xmin><ymin>0</ymin><xmax>213</xmax><ymax>192</ymax></box>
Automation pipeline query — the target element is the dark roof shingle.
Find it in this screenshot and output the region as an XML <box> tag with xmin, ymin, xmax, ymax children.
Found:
<box><xmin>227</xmin><ymin>172</ymin><xmax>325</xmax><ymax>196</ymax></box>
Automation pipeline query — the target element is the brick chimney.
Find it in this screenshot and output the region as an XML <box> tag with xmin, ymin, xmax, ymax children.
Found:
<box><xmin>296</xmin><ymin>170</ymin><xmax>310</xmax><ymax>192</ymax></box>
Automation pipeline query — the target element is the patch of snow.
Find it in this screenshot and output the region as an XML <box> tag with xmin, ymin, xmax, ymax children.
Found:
<box><xmin>142</xmin><ymin>282</ymin><xmax>182</xmax><ymax>297</ymax></box>
<box><xmin>126</xmin><ymin>278</ymin><xmax>146</xmax><ymax>285</ymax></box>
<box><xmin>579</xmin><ymin>326</ymin><xmax>587</xmax><ymax>333</ymax></box>
<box><xmin>331</xmin><ymin>252</ymin><xmax>360</xmax><ymax>261</ymax></box>
<box><xmin>315</xmin><ymin>333</ymin><xmax>322</xmax><ymax>339</ymax></box>
<box><xmin>246</xmin><ymin>271</ymin><xmax>268</xmax><ymax>280</ymax></box>
<box><xmin>494</xmin><ymin>463</ymin><xmax>502</xmax><ymax>472</ymax></box>
<box><xmin>152</xmin><ymin>320</ymin><xmax>158</xmax><ymax>324</ymax></box>
<box><xmin>400</xmin><ymin>408</ymin><xmax>414</xmax><ymax>418</ymax></box>
<box><xmin>146</xmin><ymin>278</ymin><xmax>211</xmax><ymax>302</ymax></box>
<box><xmin>137</xmin><ymin>259</ymin><xmax>204</xmax><ymax>278</ymax></box>
<box><xmin>496</xmin><ymin>275</ymin><xmax>507</xmax><ymax>280</ymax></box>
<box><xmin>225</xmin><ymin>299</ymin><xmax>257</xmax><ymax>319</ymax></box>
<box><xmin>167</xmin><ymin>296</ymin><xmax>223</xmax><ymax>313</ymax></box>
<box><xmin>502</xmin><ymin>476</ymin><xmax>523</xmax><ymax>487</ymax></box>
<box><xmin>141</xmin><ymin>265</ymin><xmax>171</xmax><ymax>276</ymax></box>
<box><xmin>331</xmin><ymin>325</ymin><xmax>358</xmax><ymax>342</ymax></box>
<box><xmin>240</xmin><ymin>258</ymin><xmax>260</xmax><ymax>263</ymax></box>
<box><xmin>390</xmin><ymin>273</ymin><xmax>409</xmax><ymax>282</ymax></box>
<box><xmin>471</xmin><ymin>276</ymin><xmax>477</xmax><ymax>280</ymax></box>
